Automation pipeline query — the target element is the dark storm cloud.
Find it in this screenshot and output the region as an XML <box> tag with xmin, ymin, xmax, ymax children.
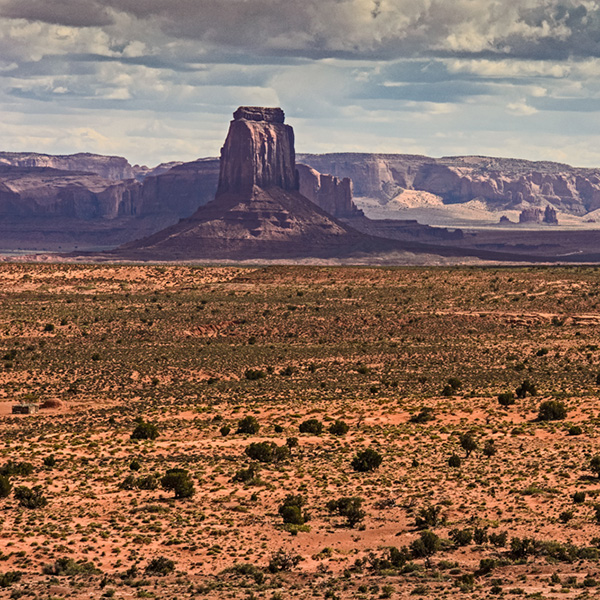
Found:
<box><xmin>0</xmin><ymin>0</ymin><xmax>113</xmax><ymax>27</ymax></box>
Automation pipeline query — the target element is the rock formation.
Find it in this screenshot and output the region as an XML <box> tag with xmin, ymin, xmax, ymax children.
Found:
<box><xmin>518</xmin><ymin>206</ymin><xmax>559</xmax><ymax>224</ymax></box>
<box><xmin>115</xmin><ymin>107</ymin><xmax>390</xmax><ymax>260</ymax></box>
<box><xmin>298</xmin><ymin>153</ymin><xmax>600</xmax><ymax>217</ymax></box>
<box><xmin>296</xmin><ymin>164</ymin><xmax>362</xmax><ymax>219</ymax></box>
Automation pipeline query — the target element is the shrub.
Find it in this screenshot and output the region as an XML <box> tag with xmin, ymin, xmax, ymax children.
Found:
<box><xmin>267</xmin><ymin>549</ymin><xmax>301</xmax><ymax>573</ymax></box>
<box><xmin>448</xmin><ymin>454</ymin><xmax>461</xmax><ymax>468</ymax></box>
<box><xmin>130</xmin><ymin>421</ymin><xmax>159</xmax><ymax>440</ymax></box>
<box><xmin>573</xmin><ymin>491</ymin><xmax>586</xmax><ymax>504</ymax></box>
<box><xmin>129</xmin><ymin>459</ymin><xmax>142</xmax><ymax>471</ymax></box>
<box><xmin>591</xmin><ymin>455</ymin><xmax>600</xmax><ymax>478</ymax></box>
<box><xmin>299</xmin><ymin>419</ymin><xmax>323</xmax><ymax>435</ymax></box>
<box><xmin>0</xmin><ymin>461</ymin><xmax>33</xmax><ymax>477</ymax></box>
<box><xmin>459</xmin><ymin>432</ymin><xmax>478</xmax><ymax>458</ymax></box>
<box><xmin>145</xmin><ymin>556</ymin><xmax>175</xmax><ymax>576</ymax></box>
<box><xmin>232</xmin><ymin>464</ymin><xmax>260</xmax><ymax>484</ymax></box>
<box><xmin>351</xmin><ymin>448</ymin><xmax>383</xmax><ymax>472</ymax></box>
<box><xmin>245</xmin><ymin>442</ymin><xmax>290</xmax><ymax>463</ymax></box>
<box><xmin>14</xmin><ymin>485</ymin><xmax>47</xmax><ymax>509</ymax></box>
<box><xmin>489</xmin><ymin>531</ymin><xmax>508</xmax><ymax>547</ymax></box>
<box><xmin>0</xmin><ymin>475</ymin><xmax>11</xmax><ymax>499</ymax></box>
<box><xmin>43</xmin><ymin>557</ymin><xmax>98</xmax><ymax>576</ymax></box>
<box><xmin>474</xmin><ymin>527</ymin><xmax>488</xmax><ymax>545</ymax></box>
<box><xmin>43</xmin><ymin>455</ymin><xmax>56</xmax><ymax>468</ymax></box>
<box><xmin>245</xmin><ymin>369</ymin><xmax>266</xmax><ymax>380</ymax></box>
<box><xmin>415</xmin><ymin>505</ymin><xmax>442</xmax><ymax>529</ymax></box>
<box><xmin>451</xmin><ymin>528</ymin><xmax>473</xmax><ymax>546</ymax></box>
<box><xmin>220</xmin><ymin>425</ymin><xmax>231</xmax><ymax>437</ymax></box>
<box><xmin>286</xmin><ymin>437</ymin><xmax>299</xmax><ymax>450</ymax></box>
<box><xmin>0</xmin><ymin>571</ymin><xmax>22</xmax><ymax>588</ymax></box>
<box><xmin>498</xmin><ymin>392</ymin><xmax>515</xmax><ymax>407</ymax></box>
<box><xmin>326</xmin><ymin>496</ymin><xmax>365</xmax><ymax>528</ymax></box>
<box><xmin>568</xmin><ymin>425</ymin><xmax>583</xmax><ymax>436</ymax></box>
<box><xmin>278</xmin><ymin>495</ymin><xmax>306</xmax><ymax>525</ymax></box>
<box><xmin>482</xmin><ymin>439</ymin><xmax>497</xmax><ymax>458</ymax></box>
<box><xmin>516</xmin><ymin>380</ymin><xmax>537</xmax><ymax>398</ymax></box>
<box><xmin>410</xmin><ymin>530</ymin><xmax>441</xmax><ymax>564</ymax></box>
<box><xmin>328</xmin><ymin>420</ymin><xmax>349</xmax><ymax>435</ymax></box>
<box><xmin>538</xmin><ymin>400</ymin><xmax>567</xmax><ymax>421</ymax></box>
<box><xmin>160</xmin><ymin>469</ymin><xmax>195</xmax><ymax>499</ymax></box>
<box><xmin>410</xmin><ymin>407</ymin><xmax>435</xmax><ymax>423</ymax></box>
<box><xmin>237</xmin><ymin>416</ymin><xmax>260</xmax><ymax>435</ymax></box>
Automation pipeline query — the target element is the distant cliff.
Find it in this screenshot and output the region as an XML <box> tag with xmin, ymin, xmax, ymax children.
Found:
<box><xmin>298</xmin><ymin>153</ymin><xmax>600</xmax><ymax>216</ymax></box>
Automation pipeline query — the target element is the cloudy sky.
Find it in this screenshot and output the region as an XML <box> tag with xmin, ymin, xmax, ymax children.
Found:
<box><xmin>1</xmin><ymin>0</ymin><xmax>600</xmax><ymax>167</ymax></box>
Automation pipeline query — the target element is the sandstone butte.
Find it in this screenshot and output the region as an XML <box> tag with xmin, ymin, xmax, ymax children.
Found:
<box><xmin>113</xmin><ymin>107</ymin><xmax>394</xmax><ymax>260</ymax></box>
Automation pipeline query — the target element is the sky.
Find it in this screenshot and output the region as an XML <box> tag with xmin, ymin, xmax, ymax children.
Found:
<box><xmin>2</xmin><ymin>0</ymin><xmax>600</xmax><ymax>167</ymax></box>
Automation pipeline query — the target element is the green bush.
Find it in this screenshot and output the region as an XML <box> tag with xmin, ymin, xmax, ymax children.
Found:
<box><xmin>591</xmin><ymin>455</ymin><xmax>600</xmax><ymax>478</ymax></box>
<box><xmin>415</xmin><ymin>505</ymin><xmax>442</xmax><ymax>529</ymax></box>
<box><xmin>516</xmin><ymin>380</ymin><xmax>537</xmax><ymax>398</ymax></box>
<box><xmin>160</xmin><ymin>469</ymin><xmax>195</xmax><ymax>499</ymax></box>
<box><xmin>448</xmin><ymin>454</ymin><xmax>461</xmax><ymax>468</ymax></box>
<box><xmin>267</xmin><ymin>549</ymin><xmax>301</xmax><ymax>573</ymax></box>
<box><xmin>0</xmin><ymin>571</ymin><xmax>22</xmax><ymax>588</ymax></box>
<box><xmin>145</xmin><ymin>556</ymin><xmax>175</xmax><ymax>576</ymax></box>
<box><xmin>328</xmin><ymin>420</ymin><xmax>350</xmax><ymax>435</ymax></box>
<box><xmin>573</xmin><ymin>491</ymin><xmax>586</xmax><ymax>504</ymax></box>
<box><xmin>245</xmin><ymin>442</ymin><xmax>290</xmax><ymax>463</ymax></box>
<box><xmin>538</xmin><ymin>400</ymin><xmax>567</xmax><ymax>421</ymax></box>
<box><xmin>410</xmin><ymin>407</ymin><xmax>435</xmax><ymax>423</ymax></box>
<box><xmin>43</xmin><ymin>455</ymin><xmax>56</xmax><ymax>468</ymax></box>
<box><xmin>232</xmin><ymin>464</ymin><xmax>260</xmax><ymax>484</ymax></box>
<box><xmin>245</xmin><ymin>369</ymin><xmax>266</xmax><ymax>380</ymax></box>
<box><xmin>0</xmin><ymin>475</ymin><xmax>11</xmax><ymax>499</ymax></box>
<box><xmin>299</xmin><ymin>419</ymin><xmax>323</xmax><ymax>435</ymax></box>
<box><xmin>410</xmin><ymin>530</ymin><xmax>441</xmax><ymax>563</ymax></box>
<box><xmin>237</xmin><ymin>416</ymin><xmax>260</xmax><ymax>435</ymax></box>
<box><xmin>43</xmin><ymin>557</ymin><xmax>98</xmax><ymax>576</ymax></box>
<box><xmin>351</xmin><ymin>448</ymin><xmax>383</xmax><ymax>472</ymax></box>
<box><xmin>130</xmin><ymin>421</ymin><xmax>159</xmax><ymax>440</ymax></box>
<box><xmin>451</xmin><ymin>528</ymin><xmax>473</xmax><ymax>546</ymax></box>
<box><xmin>14</xmin><ymin>485</ymin><xmax>47</xmax><ymax>509</ymax></box>
<box><xmin>278</xmin><ymin>494</ymin><xmax>306</xmax><ymax>525</ymax></box>
<box><xmin>459</xmin><ymin>432</ymin><xmax>478</xmax><ymax>457</ymax></box>
<box><xmin>326</xmin><ymin>496</ymin><xmax>365</xmax><ymax>527</ymax></box>
<box><xmin>0</xmin><ymin>461</ymin><xmax>33</xmax><ymax>477</ymax></box>
<box><xmin>498</xmin><ymin>392</ymin><xmax>515</xmax><ymax>407</ymax></box>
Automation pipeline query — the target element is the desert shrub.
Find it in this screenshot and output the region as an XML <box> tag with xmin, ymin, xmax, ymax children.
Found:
<box><xmin>237</xmin><ymin>416</ymin><xmax>260</xmax><ymax>435</ymax></box>
<box><xmin>130</xmin><ymin>421</ymin><xmax>159</xmax><ymax>440</ymax></box>
<box><xmin>328</xmin><ymin>419</ymin><xmax>349</xmax><ymax>435</ymax></box>
<box><xmin>477</xmin><ymin>558</ymin><xmax>497</xmax><ymax>575</ymax></box>
<box><xmin>410</xmin><ymin>407</ymin><xmax>435</xmax><ymax>423</ymax></box>
<box><xmin>280</xmin><ymin>365</ymin><xmax>296</xmax><ymax>376</ymax></box>
<box><xmin>573</xmin><ymin>491</ymin><xmax>586</xmax><ymax>503</ymax></box>
<box><xmin>14</xmin><ymin>485</ymin><xmax>47</xmax><ymax>509</ymax></box>
<box><xmin>221</xmin><ymin>563</ymin><xmax>264</xmax><ymax>584</ymax></box>
<box><xmin>145</xmin><ymin>556</ymin><xmax>175</xmax><ymax>576</ymax></box>
<box><xmin>129</xmin><ymin>459</ymin><xmax>142</xmax><ymax>471</ymax></box>
<box><xmin>538</xmin><ymin>400</ymin><xmax>567</xmax><ymax>421</ymax></box>
<box><xmin>278</xmin><ymin>494</ymin><xmax>307</xmax><ymax>525</ymax></box>
<box><xmin>299</xmin><ymin>419</ymin><xmax>323</xmax><ymax>435</ymax></box>
<box><xmin>43</xmin><ymin>558</ymin><xmax>98</xmax><ymax>576</ymax></box>
<box><xmin>510</xmin><ymin>537</ymin><xmax>537</xmax><ymax>559</ymax></box>
<box><xmin>489</xmin><ymin>531</ymin><xmax>508</xmax><ymax>547</ymax></box>
<box><xmin>0</xmin><ymin>461</ymin><xmax>33</xmax><ymax>477</ymax></box>
<box><xmin>447</xmin><ymin>377</ymin><xmax>462</xmax><ymax>390</ymax></box>
<box><xmin>267</xmin><ymin>549</ymin><xmax>301</xmax><ymax>573</ymax></box>
<box><xmin>274</xmin><ymin>424</ymin><xmax>284</xmax><ymax>433</ymax></box>
<box><xmin>286</xmin><ymin>437</ymin><xmax>299</xmax><ymax>450</ymax></box>
<box><xmin>160</xmin><ymin>469</ymin><xmax>195</xmax><ymax>499</ymax></box>
<box><xmin>451</xmin><ymin>528</ymin><xmax>473</xmax><ymax>546</ymax></box>
<box><xmin>415</xmin><ymin>505</ymin><xmax>442</xmax><ymax>529</ymax></box>
<box><xmin>43</xmin><ymin>323</ymin><xmax>54</xmax><ymax>332</ymax></box>
<box><xmin>136</xmin><ymin>475</ymin><xmax>159</xmax><ymax>490</ymax></box>
<box><xmin>516</xmin><ymin>380</ymin><xmax>537</xmax><ymax>398</ymax></box>
<box><xmin>119</xmin><ymin>475</ymin><xmax>137</xmax><ymax>490</ymax></box>
<box><xmin>0</xmin><ymin>475</ymin><xmax>11</xmax><ymax>498</ymax></box>
<box><xmin>591</xmin><ymin>456</ymin><xmax>600</xmax><ymax>478</ymax></box>
<box><xmin>351</xmin><ymin>448</ymin><xmax>383</xmax><ymax>472</ymax></box>
<box><xmin>40</xmin><ymin>399</ymin><xmax>61</xmax><ymax>409</ymax></box>
<box><xmin>245</xmin><ymin>442</ymin><xmax>290</xmax><ymax>463</ymax></box>
<box><xmin>232</xmin><ymin>464</ymin><xmax>260</xmax><ymax>484</ymax></box>
<box><xmin>326</xmin><ymin>496</ymin><xmax>365</xmax><ymax>527</ymax></box>
<box><xmin>0</xmin><ymin>571</ymin><xmax>22</xmax><ymax>588</ymax></box>
<box><xmin>410</xmin><ymin>530</ymin><xmax>441</xmax><ymax>563</ymax></box>
<box><xmin>483</xmin><ymin>439</ymin><xmax>497</xmax><ymax>458</ymax></box>
<box><xmin>448</xmin><ymin>454</ymin><xmax>461</xmax><ymax>468</ymax></box>
<box><xmin>244</xmin><ymin>369</ymin><xmax>266</xmax><ymax>380</ymax></box>
<box><xmin>219</xmin><ymin>425</ymin><xmax>231</xmax><ymax>437</ymax></box>
<box><xmin>459</xmin><ymin>432</ymin><xmax>478</xmax><ymax>458</ymax></box>
<box><xmin>43</xmin><ymin>455</ymin><xmax>56</xmax><ymax>468</ymax></box>
<box><xmin>498</xmin><ymin>392</ymin><xmax>515</xmax><ymax>407</ymax></box>
<box><xmin>568</xmin><ymin>425</ymin><xmax>583</xmax><ymax>436</ymax></box>
<box><xmin>474</xmin><ymin>527</ymin><xmax>488</xmax><ymax>545</ymax></box>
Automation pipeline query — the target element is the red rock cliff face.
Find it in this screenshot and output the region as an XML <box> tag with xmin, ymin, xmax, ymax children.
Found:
<box><xmin>216</xmin><ymin>107</ymin><xmax>298</xmax><ymax>197</ymax></box>
<box><xmin>296</xmin><ymin>163</ymin><xmax>362</xmax><ymax>218</ymax></box>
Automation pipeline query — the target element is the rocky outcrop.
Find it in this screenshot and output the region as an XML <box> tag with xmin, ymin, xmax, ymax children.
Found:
<box><xmin>0</xmin><ymin>152</ymin><xmax>138</xmax><ymax>180</ymax></box>
<box><xmin>298</xmin><ymin>153</ymin><xmax>600</xmax><ymax>217</ymax></box>
<box><xmin>518</xmin><ymin>206</ymin><xmax>559</xmax><ymax>224</ymax></box>
<box><xmin>296</xmin><ymin>164</ymin><xmax>362</xmax><ymax>219</ymax></box>
<box><xmin>216</xmin><ymin>107</ymin><xmax>297</xmax><ymax>197</ymax></box>
<box><xmin>115</xmin><ymin>107</ymin><xmax>391</xmax><ymax>260</ymax></box>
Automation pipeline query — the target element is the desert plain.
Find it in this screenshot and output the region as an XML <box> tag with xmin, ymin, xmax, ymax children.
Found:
<box><xmin>1</xmin><ymin>264</ymin><xmax>600</xmax><ymax>599</ymax></box>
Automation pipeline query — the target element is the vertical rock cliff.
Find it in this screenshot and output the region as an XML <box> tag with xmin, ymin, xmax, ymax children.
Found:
<box><xmin>216</xmin><ymin>107</ymin><xmax>298</xmax><ymax>197</ymax></box>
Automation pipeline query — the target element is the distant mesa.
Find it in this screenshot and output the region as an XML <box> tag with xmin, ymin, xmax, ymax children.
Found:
<box><xmin>113</xmin><ymin>107</ymin><xmax>387</xmax><ymax>260</ymax></box>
